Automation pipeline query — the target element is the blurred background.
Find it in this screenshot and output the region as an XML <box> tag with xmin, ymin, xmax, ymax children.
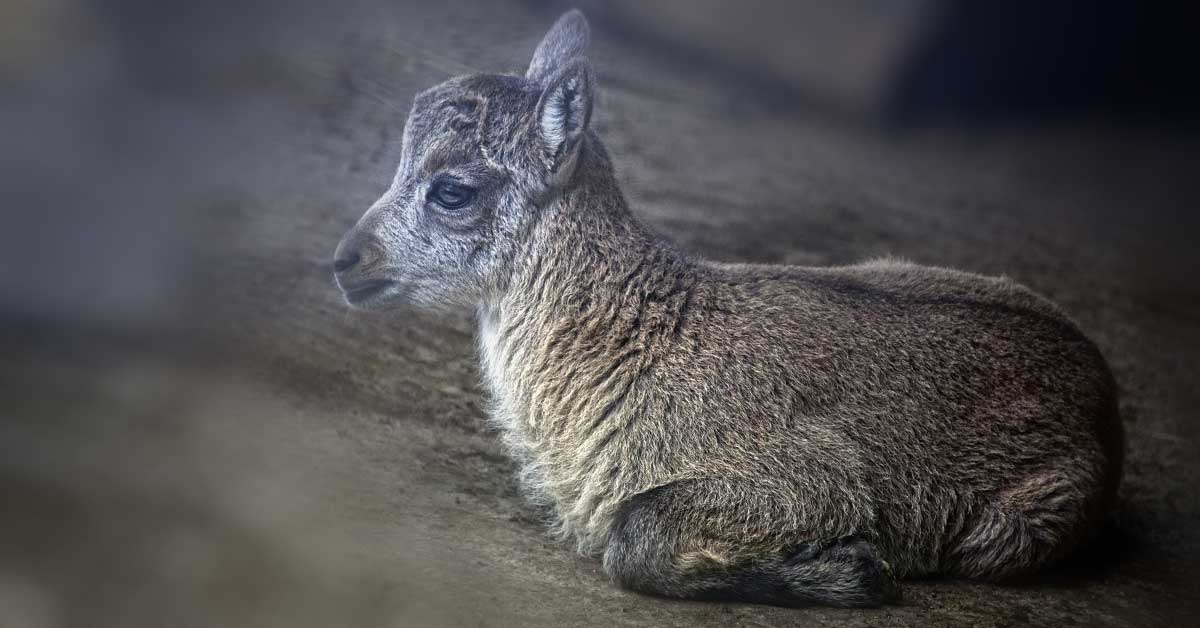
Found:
<box><xmin>1</xmin><ymin>1</ymin><xmax>1197</xmax><ymax>626</ymax></box>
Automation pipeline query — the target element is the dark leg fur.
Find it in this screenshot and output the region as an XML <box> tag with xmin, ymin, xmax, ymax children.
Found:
<box><xmin>949</xmin><ymin>472</ymin><xmax>1097</xmax><ymax>579</ymax></box>
<box><xmin>603</xmin><ymin>481</ymin><xmax>901</xmax><ymax>608</ymax></box>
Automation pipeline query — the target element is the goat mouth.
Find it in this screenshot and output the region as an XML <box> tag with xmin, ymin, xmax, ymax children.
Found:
<box><xmin>341</xmin><ymin>279</ymin><xmax>395</xmax><ymax>305</ymax></box>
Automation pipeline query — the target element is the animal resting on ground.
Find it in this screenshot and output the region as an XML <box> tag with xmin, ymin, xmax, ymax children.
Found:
<box><xmin>332</xmin><ymin>10</ymin><xmax>1123</xmax><ymax>608</ymax></box>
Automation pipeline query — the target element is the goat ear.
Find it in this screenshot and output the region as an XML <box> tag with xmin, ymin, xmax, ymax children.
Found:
<box><xmin>526</xmin><ymin>10</ymin><xmax>590</xmax><ymax>85</ymax></box>
<box><xmin>535</xmin><ymin>59</ymin><xmax>593</xmax><ymax>177</ymax></box>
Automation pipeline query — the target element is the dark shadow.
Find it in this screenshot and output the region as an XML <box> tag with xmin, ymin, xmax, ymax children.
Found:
<box><xmin>886</xmin><ymin>1</ymin><xmax>1200</xmax><ymax>128</ymax></box>
<box><xmin>1015</xmin><ymin>517</ymin><xmax>1140</xmax><ymax>587</ymax></box>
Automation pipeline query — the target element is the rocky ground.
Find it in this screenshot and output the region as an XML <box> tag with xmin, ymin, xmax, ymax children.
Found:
<box><xmin>2</xmin><ymin>1</ymin><xmax>1198</xmax><ymax>626</ymax></box>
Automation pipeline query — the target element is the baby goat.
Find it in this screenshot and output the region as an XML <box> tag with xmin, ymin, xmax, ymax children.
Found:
<box><xmin>333</xmin><ymin>11</ymin><xmax>1123</xmax><ymax>608</ymax></box>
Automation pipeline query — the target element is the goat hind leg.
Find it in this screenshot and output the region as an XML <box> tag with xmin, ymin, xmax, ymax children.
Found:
<box><xmin>603</xmin><ymin>479</ymin><xmax>900</xmax><ymax>608</ymax></box>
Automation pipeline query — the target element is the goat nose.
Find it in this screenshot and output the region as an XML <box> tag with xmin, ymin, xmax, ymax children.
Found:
<box><xmin>333</xmin><ymin>251</ymin><xmax>361</xmax><ymax>273</ymax></box>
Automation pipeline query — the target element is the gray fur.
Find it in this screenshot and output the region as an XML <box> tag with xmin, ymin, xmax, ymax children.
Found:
<box><xmin>333</xmin><ymin>11</ymin><xmax>1124</xmax><ymax>608</ymax></box>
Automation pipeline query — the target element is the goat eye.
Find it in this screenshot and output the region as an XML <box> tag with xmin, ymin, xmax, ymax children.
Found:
<box><xmin>428</xmin><ymin>180</ymin><xmax>474</xmax><ymax>210</ymax></box>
